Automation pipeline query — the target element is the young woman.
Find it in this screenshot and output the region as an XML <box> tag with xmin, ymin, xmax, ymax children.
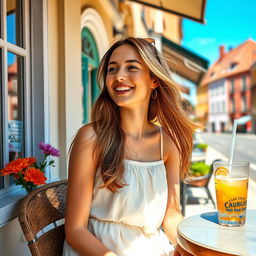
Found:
<box><xmin>63</xmin><ymin>37</ymin><xmax>196</xmax><ymax>256</ymax></box>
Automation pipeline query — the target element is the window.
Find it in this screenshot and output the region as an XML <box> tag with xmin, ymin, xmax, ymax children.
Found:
<box><xmin>241</xmin><ymin>76</ymin><xmax>246</xmax><ymax>92</ymax></box>
<box><xmin>212</xmin><ymin>103</ymin><xmax>215</xmax><ymax>113</ymax></box>
<box><xmin>219</xmin><ymin>85</ymin><xmax>224</xmax><ymax>95</ymax></box>
<box><xmin>242</xmin><ymin>95</ymin><xmax>247</xmax><ymax>112</ymax></box>
<box><xmin>210</xmin><ymin>103</ymin><xmax>213</xmax><ymax>113</ymax></box>
<box><xmin>81</xmin><ymin>27</ymin><xmax>99</xmax><ymax>124</ymax></box>
<box><xmin>230</xmin><ymin>79</ymin><xmax>235</xmax><ymax>93</ymax></box>
<box><xmin>0</xmin><ymin>0</ymin><xmax>28</xmax><ymax>192</ymax></box>
<box><xmin>231</xmin><ymin>98</ymin><xmax>235</xmax><ymax>113</ymax></box>
<box><xmin>0</xmin><ymin>0</ymin><xmax>46</xmax><ymax>226</ymax></box>
<box><xmin>230</xmin><ymin>62</ymin><xmax>238</xmax><ymax>71</ymax></box>
<box><xmin>217</xmin><ymin>102</ymin><xmax>221</xmax><ymax>113</ymax></box>
<box><xmin>222</xmin><ymin>101</ymin><xmax>225</xmax><ymax>113</ymax></box>
<box><xmin>215</xmin><ymin>87</ymin><xmax>218</xmax><ymax>96</ymax></box>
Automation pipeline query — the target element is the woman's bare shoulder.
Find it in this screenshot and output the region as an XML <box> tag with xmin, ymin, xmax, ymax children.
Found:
<box><xmin>162</xmin><ymin>128</ymin><xmax>179</xmax><ymax>160</ymax></box>
<box><xmin>69</xmin><ymin>124</ymin><xmax>98</xmax><ymax>173</ymax></box>
<box><xmin>75</xmin><ymin>123</ymin><xmax>97</xmax><ymax>145</ymax></box>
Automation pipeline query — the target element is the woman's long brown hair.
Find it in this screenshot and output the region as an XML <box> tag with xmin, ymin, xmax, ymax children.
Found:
<box><xmin>91</xmin><ymin>37</ymin><xmax>197</xmax><ymax>192</ymax></box>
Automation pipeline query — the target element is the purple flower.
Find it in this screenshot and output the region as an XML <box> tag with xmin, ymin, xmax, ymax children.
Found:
<box><xmin>38</xmin><ymin>142</ymin><xmax>60</xmax><ymax>157</ymax></box>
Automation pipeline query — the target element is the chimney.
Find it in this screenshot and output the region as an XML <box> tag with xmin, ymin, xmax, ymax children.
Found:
<box><xmin>219</xmin><ymin>45</ymin><xmax>225</xmax><ymax>59</ymax></box>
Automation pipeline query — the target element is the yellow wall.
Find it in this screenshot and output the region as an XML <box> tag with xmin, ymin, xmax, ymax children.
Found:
<box><xmin>196</xmin><ymin>85</ymin><xmax>208</xmax><ymax>128</ymax></box>
<box><xmin>81</xmin><ymin>0</ymin><xmax>116</xmax><ymax>44</ymax></box>
<box><xmin>144</xmin><ymin>7</ymin><xmax>182</xmax><ymax>43</ymax></box>
<box><xmin>162</xmin><ymin>13</ymin><xmax>182</xmax><ymax>44</ymax></box>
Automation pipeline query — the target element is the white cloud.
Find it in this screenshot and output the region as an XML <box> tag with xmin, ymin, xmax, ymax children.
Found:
<box><xmin>189</xmin><ymin>38</ymin><xmax>216</xmax><ymax>46</ymax></box>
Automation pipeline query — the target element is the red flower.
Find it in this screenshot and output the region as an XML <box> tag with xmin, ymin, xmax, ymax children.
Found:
<box><xmin>24</xmin><ymin>168</ymin><xmax>47</xmax><ymax>185</ymax></box>
<box><xmin>0</xmin><ymin>157</ymin><xmax>36</xmax><ymax>176</ymax></box>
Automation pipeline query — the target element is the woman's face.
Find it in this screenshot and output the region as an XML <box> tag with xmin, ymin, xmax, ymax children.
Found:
<box><xmin>105</xmin><ymin>44</ymin><xmax>157</xmax><ymax>108</ymax></box>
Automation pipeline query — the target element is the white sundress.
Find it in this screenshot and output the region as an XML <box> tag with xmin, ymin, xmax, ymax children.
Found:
<box><xmin>63</xmin><ymin>127</ymin><xmax>174</xmax><ymax>256</ymax></box>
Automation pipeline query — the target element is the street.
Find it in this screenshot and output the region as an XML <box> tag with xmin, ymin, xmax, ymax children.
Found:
<box><xmin>198</xmin><ymin>132</ymin><xmax>256</xmax><ymax>180</ymax></box>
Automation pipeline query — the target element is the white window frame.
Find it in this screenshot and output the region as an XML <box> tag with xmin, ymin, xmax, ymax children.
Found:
<box><xmin>0</xmin><ymin>0</ymin><xmax>31</xmax><ymax>191</ymax></box>
<box><xmin>0</xmin><ymin>0</ymin><xmax>31</xmax><ymax>227</ymax></box>
<box><xmin>0</xmin><ymin>0</ymin><xmax>49</xmax><ymax>227</ymax></box>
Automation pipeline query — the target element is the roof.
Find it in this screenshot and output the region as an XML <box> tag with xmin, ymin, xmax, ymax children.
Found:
<box><xmin>8</xmin><ymin>62</ymin><xmax>17</xmax><ymax>73</ymax></box>
<box><xmin>162</xmin><ymin>36</ymin><xmax>209</xmax><ymax>85</ymax></box>
<box><xmin>201</xmin><ymin>39</ymin><xmax>256</xmax><ymax>86</ymax></box>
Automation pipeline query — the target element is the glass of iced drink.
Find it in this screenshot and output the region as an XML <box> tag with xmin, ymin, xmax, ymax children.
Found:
<box><xmin>213</xmin><ymin>161</ymin><xmax>249</xmax><ymax>226</ymax></box>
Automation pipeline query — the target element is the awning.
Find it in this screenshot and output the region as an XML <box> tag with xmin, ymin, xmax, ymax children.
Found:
<box><xmin>127</xmin><ymin>0</ymin><xmax>207</xmax><ymax>23</ymax></box>
<box><xmin>162</xmin><ymin>36</ymin><xmax>209</xmax><ymax>84</ymax></box>
<box><xmin>236</xmin><ymin>116</ymin><xmax>252</xmax><ymax>125</ymax></box>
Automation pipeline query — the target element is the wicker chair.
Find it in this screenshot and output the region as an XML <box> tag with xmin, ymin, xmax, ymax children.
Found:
<box><xmin>18</xmin><ymin>180</ymin><xmax>68</xmax><ymax>256</ymax></box>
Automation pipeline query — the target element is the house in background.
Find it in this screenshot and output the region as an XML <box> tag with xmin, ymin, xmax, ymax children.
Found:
<box><xmin>198</xmin><ymin>39</ymin><xmax>256</xmax><ymax>132</ymax></box>
<box><xmin>0</xmin><ymin>1</ymin><xmax>207</xmax><ymax>255</ymax></box>
<box><xmin>251</xmin><ymin>62</ymin><xmax>256</xmax><ymax>134</ymax></box>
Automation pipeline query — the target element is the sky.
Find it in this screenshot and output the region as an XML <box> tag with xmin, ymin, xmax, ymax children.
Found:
<box><xmin>182</xmin><ymin>0</ymin><xmax>256</xmax><ymax>65</ymax></box>
<box><xmin>7</xmin><ymin>13</ymin><xmax>16</xmax><ymax>65</ymax></box>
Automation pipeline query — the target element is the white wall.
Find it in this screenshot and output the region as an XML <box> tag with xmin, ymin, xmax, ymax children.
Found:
<box><xmin>0</xmin><ymin>218</ymin><xmax>30</xmax><ymax>256</ymax></box>
<box><xmin>50</xmin><ymin>0</ymin><xmax>83</xmax><ymax>179</ymax></box>
<box><xmin>208</xmin><ymin>79</ymin><xmax>230</xmax><ymax>132</ymax></box>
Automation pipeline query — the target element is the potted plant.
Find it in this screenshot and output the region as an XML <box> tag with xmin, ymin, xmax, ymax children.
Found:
<box><xmin>0</xmin><ymin>142</ymin><xmax>60</xmax><ymax>194</ymax></box>
<box><xmin>190</xmin><ymin>162</ymin><xmax>211</xmax><ymax>177</ymax></box>
<box><xmin>186</xmin><ymin>162</ymin><xmax>212</xmax><ymax>187</ymax></box>
<box><xmin>194</xmin><ymin>143</ymin><xmax>208</xmax><ymax>152</ymax></box>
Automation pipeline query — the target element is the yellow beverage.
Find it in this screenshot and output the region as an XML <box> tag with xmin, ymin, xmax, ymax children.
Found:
<box><xmin>215</xmin><ymin>176</ymin><xmax>248</xmax><ymax>226</ymax></box>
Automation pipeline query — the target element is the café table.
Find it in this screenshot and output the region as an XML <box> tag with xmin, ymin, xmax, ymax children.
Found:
<box><xmin>177</xmin><ymin>210</ymin><xmax>256</xmax><ymax>256</ymax></box>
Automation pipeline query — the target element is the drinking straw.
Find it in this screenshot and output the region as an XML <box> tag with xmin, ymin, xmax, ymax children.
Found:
<box><xmin>228</xmin><ymin>119</ymin><xmax>238</xmax><ymax>173</ymax></box>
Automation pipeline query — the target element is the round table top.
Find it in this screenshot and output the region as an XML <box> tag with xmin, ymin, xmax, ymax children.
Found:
<box><xmin>178</xmin><ymin>210</ymin><xmax>256</xmax><ymax>256</ymax></box>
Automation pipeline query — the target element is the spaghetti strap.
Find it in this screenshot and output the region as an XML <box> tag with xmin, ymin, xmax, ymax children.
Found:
<box><xmin>159</xmin><ymin>127</ymin><xmax>163</xmax><ymax>160</ymax></box>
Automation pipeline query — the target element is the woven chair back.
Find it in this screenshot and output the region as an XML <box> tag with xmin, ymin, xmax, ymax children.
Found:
<box><xmin>18</xmin><ymin>180</ymin><xmax>68</xmax><ymax>256</ymax></box>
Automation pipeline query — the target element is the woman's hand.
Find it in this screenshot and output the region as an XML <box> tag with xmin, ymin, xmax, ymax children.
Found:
<box><xmin>172</xmin><ymin>244</ymin><xmax>194</xmax><ymax>256</ymax></box>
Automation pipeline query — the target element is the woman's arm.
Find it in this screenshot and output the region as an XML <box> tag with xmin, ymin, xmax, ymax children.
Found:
<box><xmin>161</xmin><ymin>131</ymin><xmax>183</xmax><ymax>246</ymax></box>
<box><xmin>65</xmin><ymin>125</ymin><xmax>117</xmax><ymax>256</ymax></box>
<box><xmin>162</xmin><ymin>132</ymin><xmax>193</xmax><ymax>256</ymax></box>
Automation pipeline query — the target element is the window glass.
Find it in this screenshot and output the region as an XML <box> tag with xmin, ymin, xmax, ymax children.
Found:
<box><xmin>242</xmin><ymin>76</ymin><xmax>246</xmax><ymax>92</ymax></box>
<box><xmin>6</xmin><ymin>0</ymin><xmax>23</xmax><ymax>47</ymax></box>
<box><xmin>230</xmin><ymin>79</ymin><xmax>235</xmax><ymax>93</ymax></box>
<box><xmin>243</xmin><ymin>95</ymin><xmax>247</xmax><ymax>112</ymax></box>
<box><xmin>7</xmin><ymin>51</ymin><xmax>24</xmax><ymax>163</ymax></box>
<box><xmin>232</xmin><ymin>98</ymin><xmax>235</xmax><ymax>112</ymax></box>
<box><xmin>0</xmin><ymin>48</ymin><xmax>3</xmax><ymax>189</ymax></box>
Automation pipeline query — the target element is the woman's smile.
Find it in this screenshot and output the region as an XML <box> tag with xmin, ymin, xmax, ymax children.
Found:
<box><xmin>113</xmin><ymin>84</ymin><xmax>135</xmax><ymax>95</ymax></box>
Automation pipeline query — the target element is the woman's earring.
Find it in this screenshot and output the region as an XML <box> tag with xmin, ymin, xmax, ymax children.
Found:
<box><xmin>151</xmin><ymin>88</ymin><xmax>157</xmax><ymax>100</ymax></box>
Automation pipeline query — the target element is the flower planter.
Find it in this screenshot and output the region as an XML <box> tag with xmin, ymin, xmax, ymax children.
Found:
<box><xmin>185</xmin><ymin>173</ymin><xmax>211</xmax><ymax>187</ymax></box>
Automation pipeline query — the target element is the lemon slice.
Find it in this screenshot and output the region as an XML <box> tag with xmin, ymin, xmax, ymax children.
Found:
<box><xmin>215</xmin><ymin>167</ymin><xmax>230</xmax><ymax>176</ymax></box>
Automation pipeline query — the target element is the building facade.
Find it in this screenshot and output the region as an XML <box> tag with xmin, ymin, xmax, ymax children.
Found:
<box><xmin>250</xmin><ymin>62</ymin><xmax>256</xmax><ymax>134</ymax></box>
<box><xmin>198</xmin><ymin>40</ymin><xmax>256</xmax><ymax>132</ymax></box>
<box><xmin>208</xmin><ymin>79</ymin><xmax>229</xmax><ymax>132</ymax></box>
<box><xmin>196</xmin><ymin>84</ymin><xmax>208</xmax><ymax>130</ymax></box>
<box><xmin>228</xmin><ymin>72</ymin><xmax>252</xmax><ymax>132</ymax></box>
